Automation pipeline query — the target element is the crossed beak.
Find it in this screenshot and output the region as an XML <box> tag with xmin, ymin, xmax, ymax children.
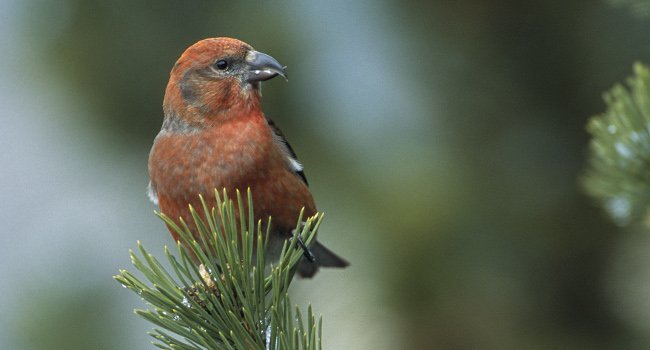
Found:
<box><xmin>245</xmin><ymin>50</ymin><xmax>287</xmax><ymax>83</ymax></box>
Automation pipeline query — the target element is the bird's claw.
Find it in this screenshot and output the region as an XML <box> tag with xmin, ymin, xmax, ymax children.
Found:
<box><xmin>293</xmin><ymin>229</ymin><xmax>316</xmax><ymax>262</ymax></box>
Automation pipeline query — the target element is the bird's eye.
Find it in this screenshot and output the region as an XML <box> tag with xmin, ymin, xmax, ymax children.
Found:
<box><xmin>214</xmin><ymin>59</ymin><xmax>228</xmax><ymax>70</ymax></box>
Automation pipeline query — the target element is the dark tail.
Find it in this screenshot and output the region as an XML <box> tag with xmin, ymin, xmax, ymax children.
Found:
<box><xmin>297</xmin><ymin>240</ymin><xmax>349</xmax><ymax>278</ymax></box>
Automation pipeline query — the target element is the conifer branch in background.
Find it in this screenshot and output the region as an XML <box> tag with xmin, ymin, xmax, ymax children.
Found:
<box><xmin>583</xmin><ymin>63</ymin><xmax>650</xmax><ymax>226</ymax></box>
<box><xmin>114</xmin><ymin>189</ymin><xmax>323</xmax><ymax>350</ymax></box>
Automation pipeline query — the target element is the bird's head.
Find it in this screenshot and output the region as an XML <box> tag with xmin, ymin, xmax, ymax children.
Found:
<box><xmin>162</xmin><ymin>37</ymin><xmax>286</xmax><ymax>130</ymax></box>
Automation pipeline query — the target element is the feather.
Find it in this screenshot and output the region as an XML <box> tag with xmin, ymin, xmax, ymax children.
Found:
<box><xmin>266</xmin><ymin>117</ymin><xmax>309</xmax><ymax>186</ymax></box>
<box><xmin>146</xmin><ymin>181</ymin><xmax>159</xmax><ymax>205</ymax></box>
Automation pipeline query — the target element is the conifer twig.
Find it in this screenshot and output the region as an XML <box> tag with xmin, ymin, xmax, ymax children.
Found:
<box><xmin>584</xmin><ymin>63</ymin><xmax>650</xmax><ymax>226</ymax></box>
<box><xmin>115</xmin><ymin>189</ymin><xmax>323</xmax><ymax>349</ymax></box>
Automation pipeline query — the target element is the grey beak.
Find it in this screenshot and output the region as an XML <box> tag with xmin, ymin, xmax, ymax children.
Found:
<box><xmin>245</xmin><ymin>50</ymin><xmax>287</xmax><ymax>82</ymax></box>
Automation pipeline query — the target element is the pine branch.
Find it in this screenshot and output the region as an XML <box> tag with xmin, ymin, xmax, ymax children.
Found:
<box><xmin>583</xmin><ymin>62</ymin><xmax>650</xmax><ymax>226</ymax></box>
<box><xmin>115</xmin><ymin>189</ymin><xmax>323</xmax><ymax>350</ymax></box>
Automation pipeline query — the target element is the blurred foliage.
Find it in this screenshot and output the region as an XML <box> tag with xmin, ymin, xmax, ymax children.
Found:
<box><xmin>584</xmin><ymin>63</ymin><xmax>650</xmax><ymax>226</ymax></box>
<box><xmin>10</xmin><ymin>287</ymin><xmax>124</xmax><ymax>349</ymax></box>
<box><xmin>610</xmin><ymin>0</ymin><xmax>650</xmax><ymax>17</ymax></box>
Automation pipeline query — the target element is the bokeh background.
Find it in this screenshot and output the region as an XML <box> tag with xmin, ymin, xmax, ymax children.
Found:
<box><xmin>4</xmin><ymin>0</ymin><xmax>650</xmax><ymax>349</ymax></box>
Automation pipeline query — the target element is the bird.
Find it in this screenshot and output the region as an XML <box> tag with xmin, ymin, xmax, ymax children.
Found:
<box><xmin>147</xmin><ymin>37</ymin><xmax>348</xmax><ymax>277</ymax></box>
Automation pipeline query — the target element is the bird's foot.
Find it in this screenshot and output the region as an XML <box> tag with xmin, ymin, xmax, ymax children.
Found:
<box><xmin>292</xmin><ymin>228</ymin><xmax>316</xmax><ymax>262</ymax></box>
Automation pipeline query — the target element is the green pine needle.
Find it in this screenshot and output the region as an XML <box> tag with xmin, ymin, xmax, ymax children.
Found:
<box><xmin>115</xmin><ymin>189</ymin><xmax>323</xmax><ymax>350</ymax></box>
<box><xmin>583</xmin><ymin>62</ymin><xmax>650</xmax><ymax>225</ymax></box>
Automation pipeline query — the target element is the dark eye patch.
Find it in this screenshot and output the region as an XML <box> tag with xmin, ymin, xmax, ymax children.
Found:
<box><xmin>214</xmin><ymin>59</ymin><xmax>228</xmax><ymax>70</ymax></box>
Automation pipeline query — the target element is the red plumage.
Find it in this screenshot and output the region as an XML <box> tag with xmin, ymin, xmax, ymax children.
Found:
<box><xmin>148</xmin><ymin>38</ymin><xmax>348</xmax><ymax>277</ymax></box>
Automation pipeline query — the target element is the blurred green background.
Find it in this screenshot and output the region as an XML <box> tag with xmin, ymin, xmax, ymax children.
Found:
<box><xmin>3</xmin><ymin>0</ymin><xmax>650</xmax><ymax>349</ymax></box>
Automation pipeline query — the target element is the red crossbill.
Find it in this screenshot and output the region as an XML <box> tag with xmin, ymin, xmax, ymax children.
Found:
<box><xmin>147</xmin><ymin>37</ymin><xmax>348</xmax><ymax>277</ymax></box>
